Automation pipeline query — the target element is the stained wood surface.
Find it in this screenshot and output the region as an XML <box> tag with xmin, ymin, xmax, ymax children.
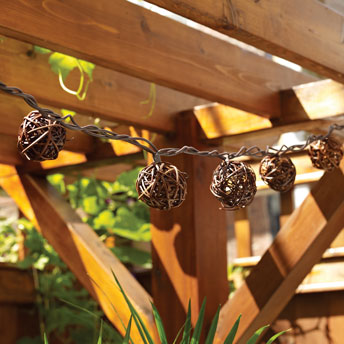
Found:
<box><xmin>0</xmin><ymin>168</ymin><xmax>159</xmax><ymax>342</ymax></box>
<box><xmin>234</xmin><ymin>208</ymin><xmax>252</xmax><ymax>258</ymax></box>
<box><xmin>0</xmin><ymin>1</ymin><xmax>314</xmax><ymax>118</ymax></box>
<box><xmin>215</xmin><ymin>160</ymin><xmax>344</xmax><ymax>344</ymax></box>
<box><xmin>146</xmin><ymin>0</ymin><xmax>344</xmax><ymax>82</ymax></box>
<box><xmin>150</xmin><ymin>113</ymin><xmax>229</xmax><ymax>341</ymax></box>
<box><xmin>0</xmin><ymin>36</ymin><xmax>207</xmax><ymax>133</ymax></box>
<box><xmin>0</xmin><ymin>264</ymin><xmax>35</xmax><ymax>304</ymax></box>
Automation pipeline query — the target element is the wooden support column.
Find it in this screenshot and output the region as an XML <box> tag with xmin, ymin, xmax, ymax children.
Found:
<box><xmin>214</xmin><ymin>160</ymin><xmax>344</xmax><ymax>344</ymax></box>
<box><xmin>0</xmin><ymin>166</ymin><xmax>159</xmax><ymax>342</ymax></box>
<box><xmin>234</xmin><ymin>208</ymin><xmax>252</xmax><ymax>258</ymax></box>
<box><xmin>279</xmin><ymin>190</ymin><xmax>294</xmax><ymax>228</ymax></box>
<box><xmin>151</xmin><ymin>113</ymin><xmax>229</xmax><ymax>340</ymax></box>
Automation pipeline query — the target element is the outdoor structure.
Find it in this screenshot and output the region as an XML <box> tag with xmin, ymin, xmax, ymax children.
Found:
<box><xmin>0</xmin><ymin>1</ymin><xmax>344</xmax><ymax>343</ymax></box>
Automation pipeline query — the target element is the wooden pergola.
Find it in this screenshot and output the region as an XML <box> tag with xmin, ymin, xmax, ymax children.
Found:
<box><xmin>0</xmin><ymin>1</ymin><xmax>344</xmax><ymax>343</ymax></box>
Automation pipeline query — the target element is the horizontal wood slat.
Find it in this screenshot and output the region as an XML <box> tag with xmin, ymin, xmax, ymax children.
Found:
<box><xmin>0</xmin><ymin>1</ymin><xmax>314</xmax><ymax>119</ymax></box>
<box><xmin>145</xmin><ymin>0</ymin><xmax>344</xmax><ymax>82</ymax></box>
<box><xmin>215</xmin><ymin>160</ymin><xmax>344</xmax><ymax>343</ymax></box>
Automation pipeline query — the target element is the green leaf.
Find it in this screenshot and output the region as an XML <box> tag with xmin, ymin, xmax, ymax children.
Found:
<box><xmin>122</xmin><ymin>316</ymin><xmax>133</xmax><ymax>344</ymax></box>
<box><xmin>205</xmin><ymin>305</ymin><xmax>221</xmax><ymax>344</ymax></box>
<box><xmin>181</xmin><ymin>301</ymin><xmax>192</xmax><ymax>344</ymax></box>
<box><xmin>93</xmin><ymin>210</ymin><xmax>116</xmax><ymax>229</ymax></box>
<box><xmin>151</xmin><ymin>302</ymin><xmax>168</xmax><ymax>344</ymax></box>
<box><xmin>82</xmin><ymin>196</ymin><xmax>105</xmax><ymax>215</ymax></box>
<box><xmin>79</xmin><ymin>60</ymin><xmax>96</xmax><ymax>81</ymax></box>
<box><xmin>190</xmin><ymin>298</ymin><xmax>206</xmax><ymax>344</ymax></box>
<box><xmin>44</xmin><ymin>333</ymin><xmax>49</xmax><ymax>344</ymax></box>
<box><xmin>224</xmin><ymin>314</ymin><xmax>241</xmax><ymax>344</ymax></box>
<box><xmin>34</xmin><ymin>46</ymin><xmax>52</xmax><ymax>54</ymax></box>
<box><xmin>97</xmin><ymin>319</ymin><xmax>103</xmax><ymax>344</ymax></box>
<box><xmin>112</xmin><ymin>207</ymin><xmax>151</xmax><ymax>241</ymax></box>
<box><xmin>112</xmin><ymin>272</ymin><xmax>153</xmax><ymax>344</ymax></box>
<box><xmin>173</xmin><ymin>324</ymin><xmax>186</xmax><ymax>344</ymax></box>
<box><xmin>47</xmin><ymin>174</ymin><xmax>66</xmax><ymax>194</ymax></box>
<box><xmin>266</xmin><ymin>330</ymin><xmax>289</xmax><ymax>344</ymax></box>
<box><xmin>246</xmin><ymin>325</ymin><xmax>269</xmax><ymax>344</ymax></box>
<box><xmin>111</xmin><ymin>246</ymin><xmax>152</xmax><ymax>268</ymax></box>
<box><xmin>49</xmin><ymin>52</ymin><xmax>79</xmax><ymax>81</ymax></box>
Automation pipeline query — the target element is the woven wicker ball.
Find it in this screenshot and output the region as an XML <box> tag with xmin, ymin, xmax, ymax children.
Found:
<box><xmin>308</xmin><ymin>137</ymin><xmax>343</xmax><ymax>172</ymax></box>
<box><xmin>259</xmin><ymin>155</ymin><xmax>296</xmax><ymax>192</ymax></box>
<box><xmin>136</xmin><ymin>162</ymin><xmax>187</xmax><ymax>210</ymax></box>
<box><xmin>210</xmin><ymin>161</ymin><xmax>257</xmax><ymax>210</ymax></box>
<box><xmin>18</xmin><ymin>111</ymin><xmax>66</xmax><ymax>161</ymax></box>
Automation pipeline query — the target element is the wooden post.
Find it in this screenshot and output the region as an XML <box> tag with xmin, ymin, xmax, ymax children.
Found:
<box><xmin>151</xmin><ymin>112</ymin><xmax>229</xmax><ymax>340</ymax></box>
<box><xmin>234</xmin><ymin>208</ymin><xmax>252</xmax><ymax>258</ymax></box>
<box><xmin>215</xmin><ymin>160</ymin><xmax>344</xmax><ymax>343</ymax></box>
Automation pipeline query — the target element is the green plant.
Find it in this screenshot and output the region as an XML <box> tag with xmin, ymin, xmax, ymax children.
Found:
<box><xmin>34</xmin><ymin>46</ymin><xmax>95</xmax><ymax>100</ymax></box>
<box><xmin>47</xmin><ymin>168</ymin><xmax>152</xmax><ymax>268</ymax></box>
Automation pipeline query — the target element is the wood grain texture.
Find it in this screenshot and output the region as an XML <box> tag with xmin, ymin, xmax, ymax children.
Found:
<box><xmin>146</xmin><ymin>0</ymin><xmax>344</xmax><ymax>82</ymax></box>
<box><xmin>0</xmin><ymin>169</ymin><xmax>159</xmax><ymax>342</ymax></box>
<box><xmin>234</xmin><ymin>208</ymin><xmax>252</xmax><ymax>258</ymax></box>
<box><xmin>0</xmin><ymin>36</ymin><xmax>207</xmax><ymax>133</ymax></box>
<box><xmin>215</xmin><ymin>160</ymin><xmax>344</xmax><ymax>343</ymax></box>
<box><xmin>0</xmin><ymin>1</ymin><xmax>314</xmax><ymax>118</ymax></box>
<box><xmin>0</xmin><ymin>264</ymin><xmax>35</xmax><ymax>304</ymax></box>
<box><xmin>151</xmin><ymin>113</ymin><xmax>229</xmax><ymax>341</ymax></box>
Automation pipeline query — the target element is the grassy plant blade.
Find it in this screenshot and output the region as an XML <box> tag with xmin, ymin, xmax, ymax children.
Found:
<box><xmin>112</xmin><ymin>271</ymin><xmax>153</xmax><ymax>344</ymax></box>
<box><xmin>97</xmin><ymin>319</ymin><xmax>103</xmax><ymax>344</ymax></box>
<box><xmin>44</xmin><ymin>333</ymin><xmax>49</xmax><ymax>344</ymax></box>
<box><xmin>266</xmin><ymin>330</ymin><xmax>289</xmax><ymax>344</ymax></box>
<box><xmin>205</xmin><ymin>305</ymin><xmax>221</xmax><ymax>344</ymax></box>
<box><xmin>223</xmin><ymin>314</ymin><xmax>241</xmax><ymax>344</ymax></box>
<box><xmin>190</xmin><ymin>298</ymin><xmax>206</xmax><ymax>344</ymax></box>
<box><xmin>181</xmin><ymin>301</ymin><xmax>192</xmax><ymax>344</ymax></box>
<box><xmin>123</xmin><ymin>316</ymin><xmax>133</xmax><ymax>344</ymax></box>
<box><xmin>59</xmin><ymin>298</ymin><xmax>99</xmax><ymax>319</ymax></box>
<box><xmin>246</xmin><ymin>325</ymin><xmax>270</xmax><ymax>344</ymax></box>
<box><xmin>151</xmin><ymin>302</ymin><xmax>168</xmax><ymax>344</ymax></box>
<box><xmin>173</xmin><ymin>323</ymin><xmax>186</xmax><ymax>344</ymax></box>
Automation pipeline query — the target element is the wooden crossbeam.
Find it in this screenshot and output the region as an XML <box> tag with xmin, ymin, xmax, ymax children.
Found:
<box><xmin>145</xmin><ymin>0</ymin><xmax>344</xmax><ymax>83</ymax></box>
<box><xmin>0</xmin><ymin>36</ymin><xmax>207</xmax><ymax>133</ymax></box>
<box><xmin>214</xmin><ymin>160</ymin><xmax>344</xmax><ymax>344</ymax></box>
<box><xmin>0</xmin><ymin>1</ymin><xmax>314</xmax><ymax>119</ymax></box>
<box><xmin>195</xmin><ymin>79</ymin><xmax>344</xmax><ymax>140</ymax></box>
<box><xmin>0</xmin><ymin>166</ymin><xmax>159</xmax><ymax>342</ymax></box>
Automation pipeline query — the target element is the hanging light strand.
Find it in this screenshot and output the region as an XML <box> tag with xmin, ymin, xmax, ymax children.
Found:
<box><xmin>1</xmin><ymin>81</ymin><xmax>343</xmax><ymax>163</ymax></box>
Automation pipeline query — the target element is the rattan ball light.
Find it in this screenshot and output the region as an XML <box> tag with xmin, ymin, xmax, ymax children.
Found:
<box><xmin>210</xmin><ymin>160</ymin><xmax>257</xmax><ymax>210</ymax></box>
<box><xmin>136</xmin><ymin>162</ymin><xmax>187</xmax><ymax>210</ymax></box>
<box><xmin>308</xmin><ymin>137</ymin><xmax>343</xmax><ymax>172</ymax></box>
<box><xmin>259</xmin><ymin>155</ymin><xmax>296</xmax><ymax>192</ymax></box>
<box><xmin>18</xmin><ymin>111</ymin><xmax>66</xmax><ymax>161</ymax></box>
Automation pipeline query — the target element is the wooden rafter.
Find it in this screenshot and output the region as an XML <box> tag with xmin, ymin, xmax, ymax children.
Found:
<box><xmin>0</xmin><ymin>37</ymin><xmax>207</xmax><ymax>133</ymax></box>
<box><xmin>145</xmin><ymin>0</ymin><xmax>344</xmax><ymax>82</ymax></box>
<box><xmin>0</xmin><ymin>1</ymin><xmax>314</xmax><ymax>119</ymax></box>
<box><xmin>214</xmin><ymin>160</ymin><xmax>344</xmax><ymax>344</ymax></box>
<box><xmin>0</xmin><ymin>166</ymin><xmax>159</xmax><ymax>342</ymax></box>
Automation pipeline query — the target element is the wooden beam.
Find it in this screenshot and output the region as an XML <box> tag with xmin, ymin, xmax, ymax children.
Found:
<box><xmin>214</xmin><ymin>160</ymin><xmax>344</xmax><ymax>344</ymax></box>
<box><xmin>0</xmin><ymin>1</ymin><xmax>314</xmax><ymax>119</ymax></box>
<box><xmin>195</xmin><ymin>79</ymin><xmax>344</xmax><ymax>140</ymax></box>
<box><xmin>151</xmin><ymin>113</ymin><xmax>229</xmax><ymax>340</ymax></box>
<box><xmin>234</xmin><ymin>208</ymin><xmax>252</xmax><ymax>258</ymax></box>
<box><xmin>0</xmin><ymin>264</ymin><xmax>35</xmax><ymax>304</ymax></box>
<box><xmin>0</xmin><ymin>36</ymin><xmax>207</xmax><ymax>133</ymax></box>
<box><xmin>0</xmin><ymin>167</ymin><xmax>159</xmax><ymax>342</ymax></box>
<box><xmin>145</xmin><ymin>0</ymin><xmax>344</xmax><ymax>83</ymax></box>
